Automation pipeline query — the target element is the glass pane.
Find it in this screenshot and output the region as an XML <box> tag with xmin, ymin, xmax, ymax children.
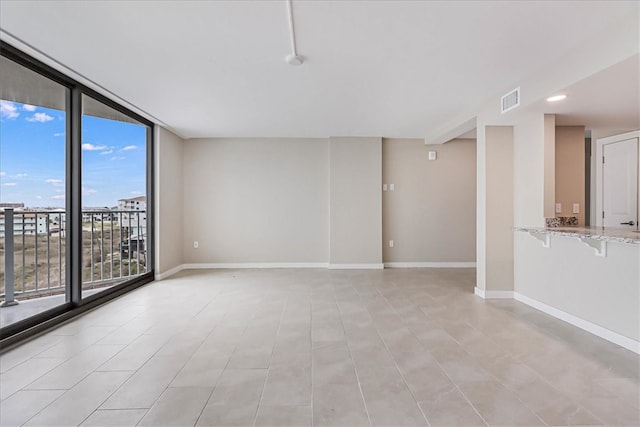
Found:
<box><xmin>0</xmin><ymin>56</ymin><xmax>68</xmax><ymax>327</ymax></box>
<box><xmin>81</xmin><ymin>95</ymin><xmax>148</xmax><ymax>298</ymax></box>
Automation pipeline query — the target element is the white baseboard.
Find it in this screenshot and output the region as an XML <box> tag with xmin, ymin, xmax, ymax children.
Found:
<box><xmin>385</xmin><ymin>262</ymin><xmax>476</xmax><ymax>268</ymax></box>
<box><xmin>182</xmin><ymin>262</ymin><xmax>329</xmax><ymax>269</ymax></box>
<box><xmin>155</xmin><ymin>264</ymin><xmax>185</xmax><ymax>280</ymax></box>
<box><xmin>327</xmin><ymin>263</ymin><xmax>384</xmax><ymax>270</ymax></box>
<box><xmin>474</xmin><ymin>287</ymin><xmax>514</xmax><ymax>299</ymax></box>
<box><xmin>514</xmin><ymin>292</ymin><xmax>640</xmax><ymax>355</ymax></box>
<box><xmin>168</xmin><ymin>262</ymin><xmax>471</xmax><ymax>272</ymax></box>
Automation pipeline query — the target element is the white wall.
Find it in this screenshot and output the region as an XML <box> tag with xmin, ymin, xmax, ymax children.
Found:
<box><xmin>155</xmin><ymin>126</ymin><xmax>184</xmax><ymax>277</ymax></box>
<box><xmin>512</xmin><ymin>117</ymin><xmax>639</xmax><ymax>347</ymax></box>
<box><xmin>514</xmin><ymin>114</ymin><xmax>546</xmax><ymax>227</ymax></box>
<box><xmin>382</xmin><ymin>138</ymin><xmax>476</xmax><ymax>263</ymax></box>
<box><xmin>183</xmin><ymin>138</ymin><xmax>329</xmax><ymax>264</ymax></box>
<box><xmin>329</xmin><ymin>137</ymin><xmax>382</xmax><ymax>266</ymax></box>
<box><xmin>515</xmin><ymin>233</ymin><xmax>640</xmax><ymax>342</ymax></box>
<box><xmin>181</xmin><ymin>137</ymin><xmax>386</xmax><ymax>267</ymax></box>
<box><xmin>485</xmin><ymin>127</ymin><xmax>514</xmax><ymax>291</ymax></box>
<box><xmin>172</xmin><ymin>136</ymin><xmax>472</xmax><ymax>269</ymax></box>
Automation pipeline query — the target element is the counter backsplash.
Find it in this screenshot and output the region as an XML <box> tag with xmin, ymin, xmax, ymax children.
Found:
<box><xmin>546</xmin><ymin>216</ymin><xmax>578</xmax><ymax>227</ymax></box>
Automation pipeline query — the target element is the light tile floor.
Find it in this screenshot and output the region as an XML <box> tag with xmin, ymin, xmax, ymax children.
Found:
<box><xmin>1</xmin><ymin>268</ymin><xmax>638</xmax><ymax>426</ymax></box>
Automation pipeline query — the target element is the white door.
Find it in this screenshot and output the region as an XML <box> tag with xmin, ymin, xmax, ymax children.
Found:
<box><xmin>603</xmin><ymin>138</ymin><xmax>638</xmax><ymax>228</ymax></box>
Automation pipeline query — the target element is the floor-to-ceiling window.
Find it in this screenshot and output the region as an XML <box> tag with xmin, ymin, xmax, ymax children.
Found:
<box><xmin>0</xmin><ymin>54</ymin><xmax>69</xmax><ymax>326</ymax></box>
<box><xmin>81</xmin><ymin>95</ymin><xmax>150</xmax><ymax>298</ymax></box>
<box><xmin>0</xmin><ymin>43</ymin><xmax>154</xmax><ymax>345</ymax></box>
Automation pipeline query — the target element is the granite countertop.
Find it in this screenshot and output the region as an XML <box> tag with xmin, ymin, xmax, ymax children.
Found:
<box><xmin>514</xmin><ymin>226</ymin><xmax>640</xmax><ymax>244</ymax></box>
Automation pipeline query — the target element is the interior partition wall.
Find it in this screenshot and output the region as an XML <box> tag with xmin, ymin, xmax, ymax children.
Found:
<box><xmin>0</xmin><ymin>42</ymin><xmax>155</xmax><ymax>347</ymax></box>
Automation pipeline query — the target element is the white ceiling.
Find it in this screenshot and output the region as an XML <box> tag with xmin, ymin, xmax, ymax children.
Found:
<box><xmin>541</xmin><ymin>54</ymin><xmax>640</xmax><ymax>140</ymax></box>
<box><xmin>0</xmin><ymin>1</ymin><xmax>638</xmax><ymax>139</ymax></box>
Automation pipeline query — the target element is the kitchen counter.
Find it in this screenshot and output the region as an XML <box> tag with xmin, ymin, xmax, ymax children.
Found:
<box><xmin>514</xmin><ymin>225</ymin><xmax>640</xmax><ymax>353</ymax></box>
<box><xmin>515</xmin><ymin>226</ymin><xmax>640</xmax><ymax>244</ymax></box>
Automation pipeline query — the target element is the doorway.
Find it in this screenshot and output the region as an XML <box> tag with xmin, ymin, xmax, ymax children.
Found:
<box><xmin>596</xmin><ymin>131</ymin><xmax>639</xmax><ymax>228</ymax></box>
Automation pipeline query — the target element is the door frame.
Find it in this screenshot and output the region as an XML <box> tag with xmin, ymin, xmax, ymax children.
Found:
<box><xmin>595</xmin><ymin>130</ymin><xmax>640</xmax><ymax>227</ymax></box>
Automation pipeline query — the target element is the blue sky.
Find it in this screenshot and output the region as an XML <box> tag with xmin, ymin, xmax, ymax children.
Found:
<box><xmin>1</xmin><ymin>100</ymin><xmax>147</xmax><ymax>208</ymax></box>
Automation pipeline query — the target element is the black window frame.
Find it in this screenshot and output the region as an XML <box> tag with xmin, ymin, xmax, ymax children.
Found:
<box><xmin>0</xmin><ymin>41</ymin><xmax>155</xmax><ymax>349</ymax></box>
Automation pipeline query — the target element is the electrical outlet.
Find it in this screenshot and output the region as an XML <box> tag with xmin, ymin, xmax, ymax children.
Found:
<box><xmin>193</xmin><ymin>241</ymin><xmax>199</xmax><ymax>249</ymax></box>
<box><xmin>383</xmin><ymin>184</ymin><xmax>388</xmax><ymax>191</ymax></box>
<box><xmin>555</xmin><ymin>203</ymin><xmax>562</xmax><ymax>213</ymax></box>
<box><xmin>389</xmin><ymin>240</ymin><xmax>394</xmax><ymax>248</ymax></box>
<box><xmin>573</xmin><ymin>203</ymin><xmax>580</xmax><ymax>214</ymax></box>
<box><xmin>390</xmin><ymin>184</ymin><xmax>395</xmax><ymax>191</ymax></box>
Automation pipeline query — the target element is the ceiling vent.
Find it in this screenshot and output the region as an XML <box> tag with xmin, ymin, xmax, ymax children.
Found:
<box><xmin>501</xmin><ymin>87</ymin><xmax>520</xmax><ymax>114</ymax></box>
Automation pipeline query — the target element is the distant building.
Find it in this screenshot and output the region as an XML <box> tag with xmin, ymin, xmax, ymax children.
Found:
<box><xmin>118</xmin><ymin>196</ymin><xmax>147</xmax><ymax>232</ymax></box>
<box><xmin>82</xmin><ymin>207</ymin><xmax>114</xmax><ymax>223</ymax></box>
<box><xmin>0</xmin><ymin>212</ymin><xmax>48</xmax><ymax>237</ymax></box>
<box><xmin>0</xmin><ymin>202</ymin><xmax>25</xmax><ymax>210</ymax></box>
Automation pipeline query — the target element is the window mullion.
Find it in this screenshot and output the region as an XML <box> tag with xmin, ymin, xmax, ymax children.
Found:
<box><xmin>68</xmin><ymin>88</ymin><xmax>83</xmax><ymax>305</ymax></box>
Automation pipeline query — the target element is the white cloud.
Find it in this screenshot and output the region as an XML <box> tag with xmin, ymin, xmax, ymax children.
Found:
<box><xmin>45</xmin><ymin>178</ymin><xmax>64</xmax><ymax>187</ymax></box>
<box><xmin>99</xmin><ymin>149</ymin><xmax>114</xmax><ymax>155</ymax></box>
<box><xmin>26</xmin><ymin>112</ymin><xmax>54</xmax><ymax>123</ymax></box>
<box><xmin>54</xmin><ymin>132</ymin><xmax>65</xmax><ymax>137</ymax></box>
<box><xmin>0</xmin><ymin>171</ymin><xmax>5</xmax><ymax>177</ymax></box>
<box><xmin>52</xmin><ymin>195</ymin><xmax>65</xmax><ymax>200</ymax></box>
<box><xmin>3</xmin><ymin>182</ymin><xmax>17</xmax><ymax>187</ymax></box>
<box><xmin>36</xmin><ymin>195</ymin><xmax>43</xmax><ymax>200</ymax></box>
<box><xmin>0</xmin><ymin>101</ymin><xmax>19</xmax><ymax>120</ymax></box>
<box><xmin>110</xmin><ymin>156</ymin><xmax>126</xmax><ymax>161</ymax></box>
<box><xmin>83</xmin><ymin>187</ymin><xmax>97</xmax><ymax>195</ymax></box>
<box><xmin>14</xmin><ymin>173</ymin><xmax>28</xmax><ymax>178</ymax></box>
<box><xmin>122</xmin><ymin>145</ymin><xmax>137</xmax><ymax>151</ymax></box>
<box><xmin>22</xmin><ymin>104</ymin><xmax>37</xmax><ymax>112</ymax></box>
<box><xmin>82</xmin><ymin>143</ymin><xmax>108</xmax><ymax>151</ymax></box>
<box><xmin>130</xmin><ymin>191</ymin><xmax>142</xmax><ymax>195</ymax></box>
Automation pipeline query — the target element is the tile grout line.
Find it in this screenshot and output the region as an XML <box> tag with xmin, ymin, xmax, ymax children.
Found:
<box><xmin>360</xmin><ymin>285</ymin><xmax>432</xmax><ymax>427</ymax></box>
<box><xmin>372</xmin><ymin>282</ymin><xmax>490</xmax><ymax>427</ymax></box>
<box><xmin>106</xmin><ymin>290</ymin><xmax>223</xmax><ymax>426</ymax></box>
<box><xmin>1</xmin><ymin>357</ymin><xmax>66</xmax><ymax>401</ymax></box>
<box><xmin>436</xmin><ymin>297</ymin><xmax>558</xmax><ymax>425</ymax></box>
<box><xmin>19</xmin><ymin>342</ymin><xmax>127</xmax><ymax>397</ymax></box>
<box><xmin>99</xmin><ymin>305</ymin><xmax>221</xmax><ymax>424</ymax></box>
<box><xmin>251</xmin><ymin>296</ymin><xmax>287</xmax><ymax>427</ymax></box>
<box><xmin>76</xmin><ymin>370</ymin><xmax>142</xmax><ymax>427</ymax></box>
<box><xmin>2</xmin><ymin>313</ymin><xmax>152</xmax><ymax>422</ymax></box>
<box><xmin>169</xmin><ymin>308</ymin><xmax>227</xmax><ymax>427</ymax></box>
<box><xmin>354</xmin><ymin>280</ymin><xmax>435</xmax><ymax>426</ymax></box>
<box><xmin>1</xmin><ymin>335</ymin><xmax>64</xmax><ymax>371</ymax></box>
<box><xmin>494</xmin><ymin>311</ymin><xmax>612</xmax><ymax>425</ymax></box>
<box><xmin>194</xmin><ymin>305</ymin><xmax>250</xmax><ymax>427</ymax></box>
<box><xmin>335</xmin><ymin>284</ymin><xmax>374</xmax><ymax>427</ymax></box>
<box><xmin>4</xmin><ymin>269</ymin><xmax>638</xmax><ymax>427</ymax></box>
<box><xmin>504</xmin><ymin>355</ymin><xmax>607</xmax><ymax>425</ymax></box>
<box><xmin>462</xmin><ymin>305</ymin><xmax>604</xmax><ymax>426</ymax></box>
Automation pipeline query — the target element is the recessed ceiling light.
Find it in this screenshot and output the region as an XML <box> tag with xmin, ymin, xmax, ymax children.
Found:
<box><xmin>546</xmin><ymin>94</ymin><xmax>567</xmax><ymax>102</ymax></box>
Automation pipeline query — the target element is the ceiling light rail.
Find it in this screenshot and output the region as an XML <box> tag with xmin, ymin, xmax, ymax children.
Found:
<box><xmin>285</xmin><ymin>0</ymin><xmax>304</xmax><ymax>66</ymax></box>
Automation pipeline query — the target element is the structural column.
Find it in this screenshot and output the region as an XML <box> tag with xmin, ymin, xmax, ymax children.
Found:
<box><xmin>476</xmin><ymin>124</ymin><xmax>515</xmax><ymax>297</ymax></box>
<box><xmin>328</xmin><ymin>137</ymin><xmax>383</xmax><ymax>269</ymax></box>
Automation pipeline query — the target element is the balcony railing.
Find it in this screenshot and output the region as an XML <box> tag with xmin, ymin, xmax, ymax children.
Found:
<box><xmin>1</xmin><ymin>208</ymin><xmax>148</xmax><ymax>305</ymax></box>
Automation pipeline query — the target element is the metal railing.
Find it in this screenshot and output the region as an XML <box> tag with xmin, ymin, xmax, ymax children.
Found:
<box><xmin>1</xmin><ymin>208</ymin><xmax>148</xmax><ymax>305</ymax></box>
